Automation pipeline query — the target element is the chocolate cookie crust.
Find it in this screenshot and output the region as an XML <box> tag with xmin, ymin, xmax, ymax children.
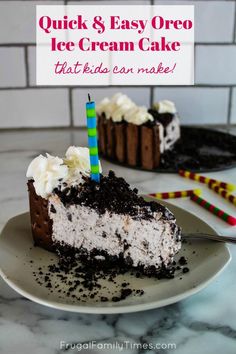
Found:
<box><xmin>27</xmin><ymin>180</ymin><xmax>54</xmax><ymax>251</ymax></box>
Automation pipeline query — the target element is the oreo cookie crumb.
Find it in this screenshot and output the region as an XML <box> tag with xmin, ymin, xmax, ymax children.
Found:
<box><xmin>101</xmin><ymin>296</ymin><xmax>108</xmax><ymax>302</ymax></box>
<box><xmin>53</xmin><ymin>171</ymin><xmax>174</xmax><ymax>222</ymax></box>
<box><xmin>183</xmin><ymin>267</ymin><xmax>189</xmax><ymax>273</ymax></box>
<box><xmin>50</xmin><ymin>204</ymin><xmax>56</xmax><ymax>214</ymax></box>
<box><xmin>67</xmin><ymin>213</ymin><xmax>72</xmax><ymax>222</ymax></box>
<box><xmin>179</xmin><ymin>256</ymin><xmax>187</xmax><ymax>265</ymax></box>
<box><xmin>32</xmin><ymin>241</ymin><xmax>188</xmax><ymax>303</ymax></box>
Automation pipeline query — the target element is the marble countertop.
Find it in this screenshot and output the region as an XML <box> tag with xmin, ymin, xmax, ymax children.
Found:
<box><xmin>1</xmin><ymin>128</ymin><xmax>236</xmax><ymax>354</ymax></box>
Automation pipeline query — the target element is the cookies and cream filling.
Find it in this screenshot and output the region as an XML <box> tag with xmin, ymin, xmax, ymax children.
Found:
<box><xmin>47</xmin><ymin>169</ymin><xmax>181</xmax><ymax>270</ymax></box>
<box><xmin>150</xmin><ymin>100</ymin><xmax>180</xmax><ymax>151</ymax></box>
<box><xmin>48</xmin><ymin>195</ymin><xmax>181</xmax><ymax>269</ymax></box>
<box><xmin>164</xmin><ymin>115</ymin><xmax>181</xmax><ymax>150</ymax></box>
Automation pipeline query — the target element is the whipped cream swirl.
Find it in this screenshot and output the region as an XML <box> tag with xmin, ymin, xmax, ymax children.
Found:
<box><xmin>97</xmin><ymin>92</ymin><xmax>153</xmax><ymax>125</ymax></box>
<box><xmin>65</xmin><ymin>146</ymin><xmax>91</xmax><ymax>176</ymax></box>
<box><xmin>125</xmin><ymin>106</ymin><xmax>153</xmax><ymax>126</ymax></box>
<box><xmin>153</xmin><ymin>100</ymin><xmax>177</xmax><ymax>114</ymax></box>
<box><xmin>27</xmin><ymin>146</ymin><xmax>102</xmax><ymax>198</ymax></box>
<box><xmin>26</xmin><ymin>154</ymin><xmax>68</xmax><ymax>199</ymax></box>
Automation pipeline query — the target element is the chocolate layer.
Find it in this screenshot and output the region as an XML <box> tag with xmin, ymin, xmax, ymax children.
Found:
<box><xmin>98</xmin><ymin>112</ymin><xmax>163</xmax><ymax>169</ymax></box>
<box><xmin>141</xmin><ymin>126</ymin><xmax>155</xmax><ymax>169</ymax></box>
<box><xmin>27</xmin><ymin>180</ymin><xmax>54</xmax><ymax>251</ymax></box>
<box><xmin>106</xmin><ymin>119</ymin><xmax>116</xmax><ymax>158</ymax></box>
<box><xmin>115</xmin><ymin>122</ymin><xmax>126</xmax><ymax>163</ymax></box>
<box><xmin>153</xmin><ymin>125</ymin><xmax>162</xmax><ymax>167</ymax></box>
<box><xmin>98</xmin><ymin>114</ymin><xmax>107</xmax><ymax>155</ymax></box>
<box><xmin>126</xmin><ymin>123</ymin><xmax>140</xmax><ymax>166</ymax></box>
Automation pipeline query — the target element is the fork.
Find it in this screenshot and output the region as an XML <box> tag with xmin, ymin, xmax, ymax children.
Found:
<box><xmin>182</xmin><ymin>232</ymin><xmax>236</xmax><ymax>244</ymax></box>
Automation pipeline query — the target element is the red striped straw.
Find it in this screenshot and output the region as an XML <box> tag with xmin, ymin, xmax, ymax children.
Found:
<box><xmin>179</xmin><ymin>170</ymin><xmax>235</xmax><ymax>192</ymax></box>
<box><xmin>190</xmin><ymin>193</ymin><xmax>236</xmax><ymax>226</ymax></box>
<box><xmin>208</xmin><ymin>182</ymin><xmax>236</xmax><ymax>206</ymax></box>
<box><xmin>149</xmin><ymin>189</ymin><xmax>201</xmax><ymax>199</ymax></box>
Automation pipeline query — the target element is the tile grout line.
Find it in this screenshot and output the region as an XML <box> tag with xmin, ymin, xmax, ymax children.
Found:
<box><xmin>233</xmin><ymin>0</ymin><xmax>236</xmax><ymax>43</ymax></box>
<box><xmin>228</xmin><ymin>0</ymin><xmax>235</xmax><ymax>126</ymax></box>
<box><xmin>150</xmin><ymin>0</ymin><xmax>154</xmax><ymax>107</ymax></box>
<box><xmin>69</xmin><ymin>88</ymin><xmax>74</xmax><ymax>128</ymax></box>
<box><xmin>0</xmin><ymin>85</ymin><xmax>236</xmax><ymax>90</ymax></box>
<box><xmin>0</xmin><ymin>126</ymin><xmax>81</xmax><ymax>133</ymax></box>
<box><xmin>0</xmin><ymin>124</ymin><xmax>234</xmax><ymax>134</ymax></box>
<box><xmin>227</xmin><ymin>87</ymin><xmax>233</xmax><ymax>128</ymax></box>
<box><xmin>150</xmin><ymin>86</ymin><xmax>154</xmax><ymax>107</ymax></box>
<box><xmin>24</xmin><ymin>46</ymin><xmax>29</xmax><ymax>87</ymax></box>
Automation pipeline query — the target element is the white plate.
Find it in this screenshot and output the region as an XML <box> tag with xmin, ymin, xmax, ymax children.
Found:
<box><xmin>0</xmin><ymin>198</ymin><xmax>231</xmax><ymax>314</ymax></box>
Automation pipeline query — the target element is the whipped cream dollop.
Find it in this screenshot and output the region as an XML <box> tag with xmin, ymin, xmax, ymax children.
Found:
<box><xmin>97</xmin><ymin>93</ymin><xmax>153</xmax><ymax>125</ymax></box>
<box><xmin>125</xmin><ymin>106</ymin><xmax>153</xmax><ymax>126</ymax></box>
<box><xmin>65</xmin><ymin>146</ymin><xmax>102</xmax><ymax>184</ymax></box>
<box><xmin>153</xmin><ymin>100</ymin><xmax>177</xmax><ymax>114</ymax></box>
<box><xmin>27</xmin><ymin>146</ymin><xmax>102</xmax><ymax>198</ymax></box>
<box><xmin>26</xmin><ymin>154</ymin><xmax>68</xmax><ymax>198</ymax></box>
<box><xmin>97</xmin><ymin>93</ymin><xmax>135</xmax><ymax>122</ymax></box>
<box><xmin>65</xmin><ymin>146</ymin><xmax>91</xmax><ymax>176</ymax></box>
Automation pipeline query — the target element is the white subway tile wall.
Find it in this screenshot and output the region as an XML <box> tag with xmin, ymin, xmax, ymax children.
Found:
<box><xmin>0</xmin><ymin>89</ymin><xmax>70</xmax><ymax>128</ymax></box>
<box><xmin>196</xmin><ymin>46</ymin><xmax>236</xmax><ymax>85</ymax></box>
<box><xmin>0</xmin><ymin>1</ymin><xmax>64</xmax><ymax>44</ymax></box>
<box><xmin>153</xmin><ymin>87</ymin><xmax>229</xmax><ymax>125</ymax></box>
<box><xmin>155</xmin><ymin>1</ymin><xmax>235</xmax><ymax>43</ymax></box>
<box><xmin>0</xmin><ymin>48</ymin><xmax>26</xmax><ymax>87</ymax></box>
<box><xmin>28</xmin><ymin>46</ymin><xmax>36</xmax><ymax>86</ymax></box>
<box><xmin>0</xmin><ymin>0</ymin><xmax>235</xmax><ymax>129</ymax></box>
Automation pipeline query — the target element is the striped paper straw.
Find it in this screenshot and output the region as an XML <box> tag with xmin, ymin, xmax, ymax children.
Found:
<box><xmin>86</xmin><ymin>94</ymin><xmax>100</xmax><ymax>183</ymax></box>
<box><xmin>190</xmin><ymin>193</ymin><xmax>236</xmax><ymax>226</ymax></box>
<box><xmin>179</xmin><ymin>170</ymin><xmax>235</xmax><ymax>192</ymax></box>
<box><xmin>209</xmin><ymin>183</ymin><xmax>236</xmax><ymax>206</ymax></box>
<box><xmin>149</xmin><ymin>189</ymin><xmax>201</xmax><ymax>199</ymax></box>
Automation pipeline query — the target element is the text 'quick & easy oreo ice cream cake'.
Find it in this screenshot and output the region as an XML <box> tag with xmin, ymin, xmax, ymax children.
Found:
<box><xmin>27</xmin><ymin>146</ymin><xmax>181</xmax><ymax>276</ymax></box>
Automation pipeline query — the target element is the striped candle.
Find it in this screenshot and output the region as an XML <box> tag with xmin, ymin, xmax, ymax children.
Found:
<box><xmin>179</xmin><ymin>170</ymin><xmax>236</xmax><ymax>192</ymax></box>
<box><xmin>149</xmin><ymin>189</ymin><xmax>201</xmax><ymax>199</ymax></box>
<box><xmin>190</xmin><ymin>193</ymin><xmax>236</xmax><ymax>226</ymax></box>
<box><xmin>86</xmin><ymin>94</ymin><xmax>100</xmax><ymax>183</ymax></box>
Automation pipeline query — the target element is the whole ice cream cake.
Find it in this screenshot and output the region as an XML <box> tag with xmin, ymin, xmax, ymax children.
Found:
<box><xmin>27</xmin><ymin>146</ymin><xmax>181</xmax><ymax>275</ymax></box>
<box><xmin>97</xmin><ymin>93</ymin><xmax>181</xmax><ymax>170</ymax></box>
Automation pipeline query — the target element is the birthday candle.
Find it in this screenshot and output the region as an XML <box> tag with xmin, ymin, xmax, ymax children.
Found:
<box><xmin>190</xmin><ymin>193</ymin><xmax>236</xmax><ymax>226</ymax></box>
<box><xmin>208</xmin><ymin>183</ymin><xmax>236</xmax><ymax>206</ymax></box>
<box><xmin>86</xmin><ymin>94</ymin><xmax>100</xmax><ymax>183</ymax></box>
<box><xmin>149</xmin><ymin>189</ymin><xmax>201</xmax><ymax>199</ymax></box>
<box><xmin>179</xmin><ymin>170</ymin><xmax>235</xmax><ymax>192</ymax></box>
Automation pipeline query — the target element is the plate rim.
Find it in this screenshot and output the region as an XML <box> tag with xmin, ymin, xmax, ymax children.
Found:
<box><xmin>0</xmin><ymin>199</ymin><xmax>231</xmax><ymax>314</ymax></box>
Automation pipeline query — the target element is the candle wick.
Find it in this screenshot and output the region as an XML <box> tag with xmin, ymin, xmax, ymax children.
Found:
<box><xmin>88</xmin><ymin>93</ymin><xmax>91</xmax><ymax>102</ymax></box>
